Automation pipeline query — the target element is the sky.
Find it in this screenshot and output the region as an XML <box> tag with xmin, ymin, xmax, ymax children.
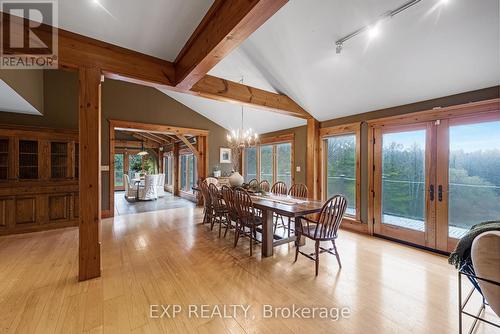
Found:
<box><xmin>382</xmin><ymin>121</ymin><xmax>500</xmax><ymax>153</ymax></box>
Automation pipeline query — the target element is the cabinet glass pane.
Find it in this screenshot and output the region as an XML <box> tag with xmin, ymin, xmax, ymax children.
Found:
<box><xmin>382</xmin><ymin>130</ymin><xmax>426</xmax><ymax>231</ymax></box>
<box><xmin>0</xmin><ymin>139</ymin><xmax>8</xmax><ymax>179</ymax></box>
<box><xmin>19</xmin><ymin>140</ymin><xmax>38</xmax><ymax>179</ymax></box>
<box><xmin>448</xmin><ymin>121</ymin><xmax>500</xmax><ymax>238</ymax></box>
<box><xmin>276</xmin><ymin>143</ymin><xmax>292</xmax><ymax>187</ymax></box>
<box><xmin>326</xmin><ymin>134</ymin><xmax>356</xmax><ymax>216</ymax></box>
<box><xmin>260</xmin><ymin>145</ymin><xmax>273</xmax><ymax>183</ymax></box>
<box><xmin>51</xmin><ymin>142</ymin><xmax>68</xmax><ymax>178</ymax></box>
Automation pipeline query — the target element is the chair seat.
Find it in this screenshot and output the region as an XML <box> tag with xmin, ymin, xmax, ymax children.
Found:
<box><xmin>240</xmin><ymin>215</ymin><xmax>263</xmax><ymax>227</ymax></box>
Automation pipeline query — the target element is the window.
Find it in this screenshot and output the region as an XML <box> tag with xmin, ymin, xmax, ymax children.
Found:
<box><xmin>243</xmin><ymin>138</ymin><xmax>293</xmax><ymax>187</ymax></box>
<box><xmin>260</xmin><ymin>145</ymin><xmax>273</xmax><ymax>183</ymax></box>
<box><xmin>114</xmin><ymin>153</ymin><xmax>124</xmax><ymax>187</ymax></box>
<box><xmin>243</xmin><ymin>147</ymin><xmax>257</xmax><ymax>182</ymax></box>
<box><xmin>164</xmin><ymin>154</ymin><xmax>173</xmax><ymax>186</ymax></box>
<box><xmin>321</xmin><ymin>123</ymin><xmax>360</xmax><ymax>220</ymax></box>
<box><xmin>128</xmin><ymin>154</ymin><xmax>143</xmax><ymax>177</ymax></box>
<box><xmin>180</xmin><ymin>153</ymin><xmax>196</xmax><ymax>192</ymax></box>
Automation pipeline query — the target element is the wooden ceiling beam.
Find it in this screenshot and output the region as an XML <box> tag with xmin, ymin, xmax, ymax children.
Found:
<box><xmin>174</xmin><ymin>0</ymin><xmax>289</xmax><ymax>90</ymax></box>
<box><xmin>142</xmin><ymin>132</ymin><xmax>171</xmax><ymax>144</ymax></box>
<box><xmin>177</xmin><ymin>135</ymin><xmax>200</xmax><ymax>158</ymax></box>
<box><xmin>189</xmin><ymin>75</ymin><xmax>312</xmax><ymax>119</ymax></box>
<box><xmin>130</xmin><ymin>133</ymin><xmax>161</xmax><ymax>147</ymax></box>
<box><xmin>114</xmin><ymin>140</ymin><xmax>158</xmax><ymax>149</ymax></box>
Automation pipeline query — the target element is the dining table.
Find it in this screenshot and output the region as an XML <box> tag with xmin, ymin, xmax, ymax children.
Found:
<box><xmin>192</xmin><ymin>186</ymin><xmax>325</xmax><ymax>258</ymax></box>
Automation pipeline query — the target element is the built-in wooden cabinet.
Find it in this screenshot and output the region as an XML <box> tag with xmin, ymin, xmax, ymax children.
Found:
<box><xmin>0</xmin><ymin>125</ymin><xmax>79</xmax><ymax>236</ymax></box>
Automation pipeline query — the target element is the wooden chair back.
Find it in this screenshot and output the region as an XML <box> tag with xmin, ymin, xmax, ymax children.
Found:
<box><xmin>205</xmin><ymin>177</ymin><xmax>218</xmax><ymax>186</ymax></box>
<box><xmin>199</xmin><ymin>180</ymin><xmax>211</xmax><ymax>209</ymax></box>
<box><xmin>233</xmin><ymin>187</ymin><xmax>255</xmax><ymax>220</ymax></box>
<box><xmin>314</xmin><ymin>195</ymin><xmax>347</xmax><ymax>239</ymax></box>
<box><xmin>289</xmin><ymin>183</ymin><xmax>308</xmax><ymax>199</ymax></box>
<box><xmin>248</xmin><ymin>178</ymin><xmax>258</xmax><ymax>189</ymax></box>
<box><xmin>259</xmin><ymin>180</ymin><xmax>270</xmax><ymax>192</ymax></box>
<box><xmin>271</xmin><ymin>181</ymin><xmax>287</xmax><ymax>195</ymax></box>
<box><xmin>221</xmin><ymin>185</ymin><xmax>236</xmax><ymax>218</ymax></box>
<box><xmin>208</xmin><ymin>183</ymin><xmax>224</xmax><ymax>211</ymax></box>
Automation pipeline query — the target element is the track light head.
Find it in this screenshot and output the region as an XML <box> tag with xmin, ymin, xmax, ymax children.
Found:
<box><xmin>336</xmin><ymin>42</ymin><xmax>343</xmax><ymax>54</ymax></box>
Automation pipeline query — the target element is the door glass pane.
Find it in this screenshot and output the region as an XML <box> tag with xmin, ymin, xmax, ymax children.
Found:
<box><xmin>260</xmin><ymin>145</ymin><xmax>273</xmax><ymax>183</ymax></box>
<box><xmin>276</xmin><ymin>143</ymin><xmax>292</xmax><ymax>187</ymax></box>
<box><xmin>382</xmin><ymin>130</ymin><xmax>426</xmax><ymax>231</ymax></box>
<box><xmin>326</xmin><ymin>134</ymin><xmax>356</xmax><ymax>216</ymax></box>
<box><xmin>180</xmin><ymin>155</ymin><xmax>187</xmax><ymax>190</ymax></box>
<box><xmin>114</xmin><ymin>154</ymin><xmax>124</xmax><ymax>187</ymax></box>
<box><xmin>244</xmin><ymin>147</ymin><xmax>257</xmax><ymax>182</ymax></box>
<box><xmin>188</xmin><ymin>155</ymin><xmax>195</xmax><ymax>191</ymax></box>
<box><xmin>448</xmin><ymin>121</ymin><xmax>500</xmax><ymax>238</ymax></box>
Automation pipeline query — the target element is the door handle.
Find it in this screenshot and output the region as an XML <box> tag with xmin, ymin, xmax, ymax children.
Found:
<box><xmin>429</xmin><ymin>184</ymin><xmax>434</xmax><ymax>201</ymax></box>
<box><xmin>438</xmin><ymin>185</ymin><xmax>443</xmax><ymax>202</ymax></box>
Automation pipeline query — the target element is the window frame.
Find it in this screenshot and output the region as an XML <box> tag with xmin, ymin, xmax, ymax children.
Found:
<box><xmin>178</xmin><ymin>151</ymin><xmax>197</xmax><ymax>193</ymax></box>
<box><xmin>242</xmin><ymin>133</ymin><xmax>294</xmax><ymax>187</ymax></box>
<box><xmin>319</xmin><ymin>122</ymin><xmax>361</xmax><ymax>223</ymax></box>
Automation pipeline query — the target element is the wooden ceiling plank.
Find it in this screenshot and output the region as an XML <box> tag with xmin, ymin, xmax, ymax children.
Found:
<box><xmin>174</xmin><ymin>0</ymin><xmax>289</xmax><ymax>90</ymax></box>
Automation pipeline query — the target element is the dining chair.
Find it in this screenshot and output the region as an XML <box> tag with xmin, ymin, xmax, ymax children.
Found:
<box><xmin>294</xmin><ymin>195</ymin><xmax>347</xmax><ymax>276</ymax></box>
<box><xmin>205</xmin><ymin>177</ymin><xmax>218</xmax><ymax>186</ymax></box>
<box><xmin>199</xmin><ymin>180</ymin><xmax>213</xmax><ymax>226</ymax></box>
<box><xmin>123</xmin><ymin>174</ymin><xmax>138</xmax><ymax>200</ymax></box>
<box><xmin>271</xmin><ymin>181</ymin><xmax>288</xmax><ymax>195</ymax></box>
<box><xmin>289</xmin><ymin>183</ymin><xmax>308</xmax><ymax>199</ymax></box>
<box><xmin>259</xmin><ymin>180</ymin><xmax>270</xmax><ymax>192</ymax></box>
<box><xmin>208</xmin><ymin>183</ymin><xmax>230</xmax><ymax>237</ymax></box>
<box><xmin>221</xmin><ymin>185</ymin><xmax>237</xmax><ymax>238</ymax></box>
<box><xmin>271</xmin><ymin>181</ymin><xmax>288</xmax><ymax>234</ymax></box>
<box><xmin>233</xmin><ymin>188</ymin><xmax>262</xmax><ymax>256</ymax></box>
<box><xmin>138</xmin><ymin>175</ymin><xmax>158</xmax><ymax>201</ymax></box>
<box><xmin>280</xmin><ymin>183</ymin><xmax>310</xmax><ymax>237</ymax></box>
<box><xmin>248</xmin><ymin>178</ymin><xmax>259</xmax><ymax>189</ymax></box>
<box><xmin>156</xmin><ymin>174</ymin><xmax>166</xmax><ymax>197</ymax></box>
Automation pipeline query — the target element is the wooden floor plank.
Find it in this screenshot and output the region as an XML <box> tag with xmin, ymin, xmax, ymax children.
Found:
<box><xmin>0</xmin><ymin>205</ymin><xmax>497</xmax><ymax>334</ymax></box>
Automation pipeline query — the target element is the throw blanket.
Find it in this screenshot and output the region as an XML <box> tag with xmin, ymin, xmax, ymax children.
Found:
<box><xmin>448</xmin><ymin>220</ymin><xmax>500</xmax><ymax>269</ymax></box>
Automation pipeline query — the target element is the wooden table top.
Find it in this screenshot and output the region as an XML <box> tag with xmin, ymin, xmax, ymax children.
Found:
<box><xmin>251</xmin><ymin>194</ymin><xmax>324</xmax><ymax>217</ymax></box>
<box><xmin>192</xmin><ymin>186</ymin><xmax>324</xmax><ymax>217</ymax></box>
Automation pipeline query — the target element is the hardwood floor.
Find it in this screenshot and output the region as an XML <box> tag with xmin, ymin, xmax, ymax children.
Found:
<box><xmin>0</xmin><ymin>206</ymin><xmax>497</xmax><ymax>333</ymax></box>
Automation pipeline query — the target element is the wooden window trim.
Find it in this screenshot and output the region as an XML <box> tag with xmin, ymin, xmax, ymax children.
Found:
<box><xmin>319</xmin><ymin>122</ymin><xmax>361</xmax><ymax>223</ymax></box>
<box><xmin>367</xmin><ymin>99</ymin><xmax>500</xmax><ymax>243</ymax></box>
<box><xmin>242</xmin><ymin>133</ymin><xmax>295</xmax><ymax>185</ymax></box>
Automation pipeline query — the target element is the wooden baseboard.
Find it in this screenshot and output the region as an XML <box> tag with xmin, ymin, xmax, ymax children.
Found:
<box><xmin>101</xmin><ymin>210</ymin><xmax>113</xmax><ymax>218</ymax></box>
<box><xmin>340</xmin><ymin>218</ymin><xmax>369</xmax><ymax>234</ymax></box>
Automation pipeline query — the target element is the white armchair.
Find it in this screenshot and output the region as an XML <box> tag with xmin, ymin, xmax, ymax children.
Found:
<box><xmin>123</xmin><ymin>174</ymin><xmax>138</xmax><ymax>200</ymax></box>
<box><xmin>138</xmin><ymin>174</ymin><xmax>158</xmax><ymax>201</ymax></box>
<box><xmin>157</xmin><ymin>174</ymin><xmax>166</xmax><ymax>198</ymax></box>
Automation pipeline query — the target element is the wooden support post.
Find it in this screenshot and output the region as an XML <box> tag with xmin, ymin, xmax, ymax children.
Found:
<box><xmin>78</xmin><ymin>66</ymin><xmax>102</xmax><ymax>281</ymax></box>
<box><xmin>173</xmin><ymin>142</ymin><xmax>179</xmax><ymax>196</ymax></box>
<box><xmin>306</xmin><ymin>118</ymin><xmax>319</xmax><ymax>199</ymax></box>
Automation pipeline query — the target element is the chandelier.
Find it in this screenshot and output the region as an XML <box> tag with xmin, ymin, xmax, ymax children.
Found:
<box><xmin>226</xmin><ymin>77</ymin><xmax>259</xmax><ymax>149</ymax></box>
<box><xmin>226</xmin><ymin>104</ymin><xmax>259</xmax><ymax>149</ymax></box>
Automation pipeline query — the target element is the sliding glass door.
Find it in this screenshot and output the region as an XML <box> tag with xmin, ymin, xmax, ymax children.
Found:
<box><xmin>373</xmin><ymin>113</ymin><xmax>500</xmax><ymax>251</ymax></box>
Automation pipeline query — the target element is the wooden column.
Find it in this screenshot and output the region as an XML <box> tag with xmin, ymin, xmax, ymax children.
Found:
<box><xmin>306</xmin><ymin>118</ymin><xmax>320</xmax><ymax>199</ymax></box>
<box><xmin>78</xmin><ymin>66</ymin><xmax>102</xmax><ymax>281</ymax></box>
<box><xmin>172</xmin><ymin>142</ymin><xmax>179</xmax><ymax>196</ymax></box>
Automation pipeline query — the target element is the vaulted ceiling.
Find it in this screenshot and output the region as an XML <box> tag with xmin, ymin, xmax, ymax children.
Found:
<box><xmin>5</xmin><ymin>0</ymin><xmax>500</xmax><ymax>134</ymax></box>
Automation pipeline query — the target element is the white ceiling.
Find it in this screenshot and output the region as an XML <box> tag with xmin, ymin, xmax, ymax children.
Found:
<box><xmin>58</xmin><ymin>0</ymin><xmax>214</xmax><ymax>61</ymax></box>
<box><xmin>160</xmin><ymin>89</ymin><xmax>306</xmax><ymax>134</ymax></box>
<box><xmin>25</xmin><ymin>0</ymin><xmax>499</xmax><ymax>132</ymax></box>
<box><xmin>205</xmin><ymin>0</ymin><xmax>500</xmax><ymax>122</ymax></box>
<box><xmin>0</xmin><ymin>80</ymin><xmax>40</xmax><ymax>115</ymax></box>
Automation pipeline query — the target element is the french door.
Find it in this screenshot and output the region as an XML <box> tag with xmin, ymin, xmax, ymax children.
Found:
<box><xmin>373</xmin><ymin>112</ymin><xmax>500</xmax><ymax>252</ymax></box>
